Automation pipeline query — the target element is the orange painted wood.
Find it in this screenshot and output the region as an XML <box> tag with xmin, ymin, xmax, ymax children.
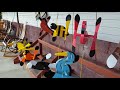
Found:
<box><xmin>78</xmin><ymin>58</ymin><xmax>120</xmax><ymax>78</ymax></box>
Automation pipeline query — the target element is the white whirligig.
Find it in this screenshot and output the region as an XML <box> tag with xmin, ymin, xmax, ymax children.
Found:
<box><xmin>106</xmin><ymin>54</ymin><xmax>117</xmax><ymax>68</ymax></box>
<box><xmin>26</xmin><ymin>60</ymin><xmax>37</xmax><ymax>68</ymax></box>
<box><xmin>26</xmin><ymin>62</ymin><xmax>32</xmax><ymax>69</ymax></box>
<box><xmin>46</xmin><ymin>53</ymin><xmax>52</xmax><ymax>59</ymax></box>
<box><xmin>48</xmin><ymin>63</ymin><xmax>56</xmax><ymax>69</ymax></box>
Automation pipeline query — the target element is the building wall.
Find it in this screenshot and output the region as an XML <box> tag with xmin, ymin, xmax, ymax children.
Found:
<box><xmin>2</xmin><ymin>12</ymin><xmax>120</xmax><ymax>43</ymax></box>
<box><xmin>48</xmin><ymin>12</ymin><xmax>120</xmax><ymax>43</ymax></box>
<box><xmin>2</xmin><ymin>12</ymin><xmax>40</xmax><ymax>27</ymax></box>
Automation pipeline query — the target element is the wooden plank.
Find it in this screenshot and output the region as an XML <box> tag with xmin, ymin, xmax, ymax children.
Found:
<box><xmin>31</xmin><ymin>32</ymin><xmax>48</xmax><ymax>47</ymax></box>
<box><xmin>38</xmin><ymin>39</ymin><xmax>65</xmax><ymax>52</ymax></box>
<box><xmin>39</xmin><ymin>43</ymin><xmax>42</xmax><ymax>55</ymax></box>
<box><xmin>37</xmin><ymin>55</ymin><xmax>43</xmax><ymax>60</ymax></box>
<box><xmin>37</xmin><ymin>70</ymin><xmax>48</xmax><ymax>78</ymax></box>
<box><xmin>78</xmin><ymin>58</ymin><xmax>120</xmax><ymax>78</ymax></box>
<box><xmin>51</xmin><ymin>56</ymin><xmax>64</xmax><ymax>63</ymax></box>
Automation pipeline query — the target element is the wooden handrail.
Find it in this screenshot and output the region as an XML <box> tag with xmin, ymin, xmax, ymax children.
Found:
<box><xmin>38</xmin><ymin>39</ymin><xmax>65</xmax><ymax>52</ymax></box>
<box><xmin>14</xmin><ymin>35</ymin><xmax>120</xmax><ymax>78</ymax></box>
<box><xmin>78</xmin><ymin>58</ymin><xmax>120</xmax><ymax>78</ymax></box>
<box><xmin>38</xmin><ymin>39</ymin><xmax>120</xmax><ymax>78</ymax></box>
<box><xmin>31</xmin><ymin>32</ymin><xmax>48</xmax><ymax>47</ymax></box>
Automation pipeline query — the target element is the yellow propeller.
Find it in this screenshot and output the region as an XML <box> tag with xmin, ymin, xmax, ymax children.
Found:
<box><xmin>64</xmin><ymin>14</ymin><xmax>71</xmax><ymax>40</ymax></box>
<box><xmin>55</xmin><ymin>51</ymin><xmax>68</xmax><ymax>57</ymax></box>
<box><xmin>17</xmin><ymin>42</ymin><xmax>34</xmax><ymax>52</ymax></box>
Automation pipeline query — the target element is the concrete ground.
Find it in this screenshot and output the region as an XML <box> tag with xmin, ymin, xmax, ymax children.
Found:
<box><xmin>0</xmin><ymin>42</ymin><xmax>33</xmax><ymax>78</ymax></box>
<box><xmin>0</xmin><ymin>42</ymin><xmax>80</xmax><ymax>78</ymax></box>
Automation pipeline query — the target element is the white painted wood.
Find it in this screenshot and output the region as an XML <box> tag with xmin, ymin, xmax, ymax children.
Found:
<box><xmin>106</xmin><ymin>54</ymin><xmax>117</xmax><ymax>68</ymax></box>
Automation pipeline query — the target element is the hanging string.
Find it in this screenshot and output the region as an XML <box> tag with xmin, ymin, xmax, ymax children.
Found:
<box><xmin>74</xmin><ymin>12</ymin><xmax>82</xmax><ymax>78</ymax></box>
<box><xmin>64</xmin><ymin>13</ymin><xmax>71</xmax><ymax>51</ymax></box>
<box><xmin>6</xmin><ymin>12</ymin><xmax>15</xmax><ymax>34</ymax></box>
<box><xmin>56</xmin><ymin>12</ymin><xmax>58</xmax><ymax>24</ymax></box>
<box><xmin>80</xmin><ymin>45</ymin><xmax>85</xmax><ymax>78</ymax></box>
<box><xmin>72</xmin><ymin>12</ymin><xmax>74</xmax><ymax>35</ymax></box>
<box><xmin>17</xmin><ymin>12</ymin><xmax>23</xmax><ymax>39</ymax></box>
<box><xmin>35</xmin><ymin>12</ymin><xmax>39</xmax><ymax>27</ymax></box>
<box><xmin>72</xmin><ymin>12</ymin><xmax>74</xmax><ymax>51</ymax></box>
<box><xmin>56</xmin><ymin>12</ymin><xmax>60</xmax><ymax>60</ymax></box>
<box><xmin>80</xmin><ymin>36</ymin><xmax>85</xmax><ymax>78</ymax></box>
<box><xmin>16</xmin><ymin>12</ymin><xmax>20</xmax><ymax>37</ymax></box>
<box><xmin>12</xmin><ymin>12</ymin><xmax>16</xmax><ymax>22</ymax></box>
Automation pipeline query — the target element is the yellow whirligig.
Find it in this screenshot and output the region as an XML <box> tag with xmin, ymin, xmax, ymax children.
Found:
<box><xmin>51</xmin><ymin>14</ymin><xmax>71</xmax><ymax>42</ymax></box>
<box><xmin>17</xmin><ymin>42</ymin><xmax>34</xmax><ymax>52</ymax></box>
